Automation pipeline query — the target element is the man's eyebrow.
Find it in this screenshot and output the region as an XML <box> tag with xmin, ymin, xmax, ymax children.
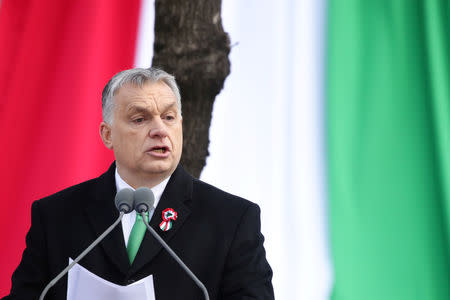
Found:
<box><xmin>126</xmin><ymin>101</ymin><xmax>178</xmax><ymax>115</ymax></box>
<box><xmin>160</xmin><ymin>100</ymin><xmax>178</xmax><ymax>112</ymax></box>
<box><xmin>126</xmin><ymin>105</ymin><xmax>149</xmax><ymax>114</ymax></box>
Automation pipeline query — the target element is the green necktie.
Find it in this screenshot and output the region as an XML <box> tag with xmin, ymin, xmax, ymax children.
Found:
<box><xmin>127</xmin><ymin>212</ymin><xmax>149</xmax><ymax>264</ymax></box>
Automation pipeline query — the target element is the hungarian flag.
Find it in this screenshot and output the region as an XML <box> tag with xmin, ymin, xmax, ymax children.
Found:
<box><xmin>0</xmin><ymin>0</ymin><xmax>449</xmax><ymax>299</ymax></box>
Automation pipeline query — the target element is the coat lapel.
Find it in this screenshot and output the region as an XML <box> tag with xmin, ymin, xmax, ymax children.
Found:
<box><xmin>129</xmin><ymin>165</ymin><xmax>193</xmax><ymax>276</ymax></box>
<box><xmin>83</xmin><ymin>162</ymin><xmax>130</xmax><ymax>276</ymax></box>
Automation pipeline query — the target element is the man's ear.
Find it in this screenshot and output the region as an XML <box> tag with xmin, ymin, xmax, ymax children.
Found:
<box><xmin>99</xmin><ymin>122</ymin><xmax>113</xmax><ymax>150</ymax></box>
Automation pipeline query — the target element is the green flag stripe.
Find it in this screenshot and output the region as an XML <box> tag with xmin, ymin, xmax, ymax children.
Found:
<box><xmin>326</xmin><ymin>0</ymin><xmax>450</xmax><ymax>299</ymax></box>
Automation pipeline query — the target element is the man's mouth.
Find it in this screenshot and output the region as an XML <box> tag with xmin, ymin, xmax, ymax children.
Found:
<box><xmin>148</xmin><ymin>146</ymin><xmax>170</xmax><ymax>154</ymax></box>
<box><xmin>152</xmin><ymin>148</ymin><xmax>167</xmax><ymax>153</ymax></box>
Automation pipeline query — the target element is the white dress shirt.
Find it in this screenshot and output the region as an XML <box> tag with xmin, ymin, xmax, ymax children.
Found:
<box><xmin>115</xmin><ymin>168</ymin><xmax>170</xmax><ymax>247</ymax></box>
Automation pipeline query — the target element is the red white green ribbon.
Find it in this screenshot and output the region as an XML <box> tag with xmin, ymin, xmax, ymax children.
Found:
<box><xmin>159</xmin><ymin>208</ymin><xmax>178</xmax><ymax>231</ymax></box>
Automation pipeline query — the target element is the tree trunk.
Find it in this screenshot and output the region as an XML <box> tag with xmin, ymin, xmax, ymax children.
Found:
<box><xmin>151</xmin><ymin>0</ymin><xmax>231</xmax><ymax>178</ymax></box>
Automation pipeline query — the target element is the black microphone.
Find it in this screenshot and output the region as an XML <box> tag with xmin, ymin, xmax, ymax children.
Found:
<box><xmin>39</xmin><ymin>188</ymin><xmax>135</xmax><ymax>300</ymax></box>
<box><xmin>134</xmin><ymin>187</ymin><xmax>210</xmax><ymax>300</ymax></box>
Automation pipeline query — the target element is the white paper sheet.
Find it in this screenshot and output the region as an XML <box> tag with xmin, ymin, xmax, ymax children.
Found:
<box><xmin>67</xmin><ymin>258</ymin><xmax>155</xmax><ymax>300</ymax></box>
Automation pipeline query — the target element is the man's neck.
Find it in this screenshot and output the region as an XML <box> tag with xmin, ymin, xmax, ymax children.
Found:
<box><xmin>116</xmin><ymin>166</ymin><xmax>171</xmax><ymax>189</ymax></box>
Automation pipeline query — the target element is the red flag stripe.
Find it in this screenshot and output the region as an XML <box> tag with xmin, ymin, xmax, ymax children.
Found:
<box><xmin>0</xmin><ymin>0</ymin><xmax>142</xmax><ymax>294</ymax></box>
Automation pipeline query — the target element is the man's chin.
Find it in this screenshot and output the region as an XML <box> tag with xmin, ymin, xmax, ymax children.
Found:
<box><xmin>140</xmin><ymin>161</ymin><xmax>176</xmax><ymax>177</ymax></box>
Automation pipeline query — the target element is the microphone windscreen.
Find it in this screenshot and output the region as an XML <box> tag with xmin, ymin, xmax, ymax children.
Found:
<box><xmin>115</xmin><ymin>188</ymin><xmax>134</xmax><ymax>213</ymax></box>
<box><xmin>134</xmin><ymin>187</ymin><xmax>155</xmax><ymax>213</ymax></box>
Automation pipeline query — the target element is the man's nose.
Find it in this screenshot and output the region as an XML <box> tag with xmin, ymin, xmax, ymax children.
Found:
<box><xmin>149</xmin><ymin>117</ymin><xmax>168</xmax><ymax>138</ymax></box>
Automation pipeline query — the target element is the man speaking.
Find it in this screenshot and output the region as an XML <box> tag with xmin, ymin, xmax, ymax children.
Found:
<box><xmin>4</xmin><ymin>68</ymin><xmax>274</xmax><ymax>299</ymax></box>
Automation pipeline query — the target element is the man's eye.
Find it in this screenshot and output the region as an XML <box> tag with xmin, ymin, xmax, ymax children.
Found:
<box><xmin>133</xmin><ymin>117</ymin><xmax>145</xmax><ymax>123</ymax></box>
<box><xmin>165</xmin><ymin>115</ymin><xmax>175</xmax><ymax>121</ymax></box>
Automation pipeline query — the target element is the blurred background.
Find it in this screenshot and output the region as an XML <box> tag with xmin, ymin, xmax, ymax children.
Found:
<box><xmin>0</xmin><ymin>0</ymin><xmax>449</xmax><ymax>299</ymax></box>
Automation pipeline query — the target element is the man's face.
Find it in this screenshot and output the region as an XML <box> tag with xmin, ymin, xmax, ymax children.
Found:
<box><xmin>100</xmin><ymin>81</ymin><xmax>183</xmax><ymax>185</ymax></box>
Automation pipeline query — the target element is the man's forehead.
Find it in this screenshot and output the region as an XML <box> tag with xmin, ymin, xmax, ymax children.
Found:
<box><xmin>115</xmin><ymin>82</ymin><xmax>177</xmax><ymax>106</ymax></box>
<box><xmin>116</xmin><ymin>81</ymin><xmax>174</xmax><ymax>97</ymax></box>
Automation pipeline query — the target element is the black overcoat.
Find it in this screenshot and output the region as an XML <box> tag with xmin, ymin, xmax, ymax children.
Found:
<box><xmin>4</xmin><ymin>163</ymin><xmax>274</xmax><ymax>300</ymax></box>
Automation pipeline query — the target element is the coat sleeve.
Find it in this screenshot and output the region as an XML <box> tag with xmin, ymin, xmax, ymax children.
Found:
<box><xmin>3</xmin><ymin>201</ymin><xmax>49</xmax><ymax>300</ymax></box>
<box><xmin>220</xmin><ymin>203</ymin><xmax>275</xmax><ymax>300</ymax></box>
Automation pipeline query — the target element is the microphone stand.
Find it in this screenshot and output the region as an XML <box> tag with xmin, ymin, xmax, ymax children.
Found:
<box><xmin>140</xmin><ymin>212</ymin><xmax>210</xmax><ymax>300</ymax></box>
<box><xmin>39</xmin><ymin>211</ymin><xmax>125</xmax><ymax>300</ymax></box>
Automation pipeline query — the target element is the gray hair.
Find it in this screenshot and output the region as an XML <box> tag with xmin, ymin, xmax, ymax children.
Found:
<box><xmin>101</xmin><ymin>67</ymin><xmax>181</xmax><ymax>124</ymax></box>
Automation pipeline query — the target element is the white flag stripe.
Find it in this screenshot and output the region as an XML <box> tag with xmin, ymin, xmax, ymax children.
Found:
<box><xmin>202</xmin><ymin>0</ymin><xmax>332</xmax><ymax>299</ymax></box>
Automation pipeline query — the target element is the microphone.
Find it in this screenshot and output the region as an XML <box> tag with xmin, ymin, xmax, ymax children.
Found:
<box><xmin>134</xmin><ymin>187</ymin><xmax>155</xmax><ymax>213</ymax></box>
<box><xmin>134</xmin><ymin>187</ymin><xmax>210</xmax><ymax>300</ymax></box>
<box><xmin>39</xmin><ymin>188</ymin><xmax>135</xmax><ymax>300</ymax></box>
<box><xmin>115</xmin><ymin>188</ymin><xmax>134</xmax><ymax>213</ymax></box>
